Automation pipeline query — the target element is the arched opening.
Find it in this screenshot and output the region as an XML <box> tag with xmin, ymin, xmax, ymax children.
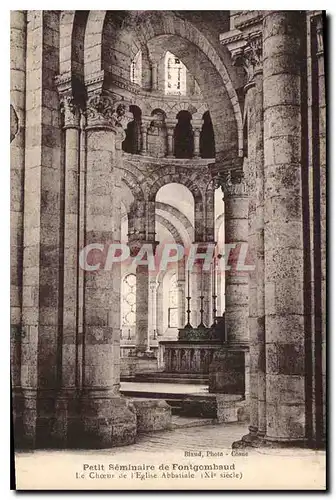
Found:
<box><xmin>164</xmin><ymin>51</ymin><xmax>186</xmax><ymax>96</ymax></box>
<box><xmin>130</xmin><ymin>49</ymin><xmax>142</xmax><ymax>86</ymax></box>
<box><xmin>147</xmin><ymin>108</ymin><xmax>167</xmax><ymax>158</ymax></box>
<box><xmin>122</xmin><ymin>105</ymin><xmax>142</xmax><ymax>154</ymax></box>
<box><xmin>200</xmin><ymin>111</ymin><xmax>215</xmax><ymax>159</ymax></box>
<box><xmin>156</xmin><ymin>183</ymin><xmax>195</xmax><ymax>232</ymax></box>
<box><xmin>174</xmin><ymin>110</ymin><xmax>193</xmax><ymax>159</ymax></box>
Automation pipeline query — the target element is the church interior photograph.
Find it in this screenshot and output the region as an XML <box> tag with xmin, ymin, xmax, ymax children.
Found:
<box><xmin>10</xmin><ymin>10</ymin><xmax>326</xmax><ymax>453</ymax></box>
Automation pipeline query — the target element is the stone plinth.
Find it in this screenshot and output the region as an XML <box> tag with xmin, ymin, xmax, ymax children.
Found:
<box><xmin>131</xmin><ymin>399</ymin><xmax>172</xmax><ymax>433</ymax></box>
<box><xmin>178</xmin><ymin>394</ymin><xmax>244</xmax><ymax>423</ymax></box>
<box><xmin>209</xmin><ymin>348</ymin><xmax>247</xmax><ymax>396</ymax></box>
<box><xmin>121</xmin><ymin>355</ymin><xmax>158</xmax><ymax>377</ymax></box>
<box><xmin>78</xmin><ymin>395</ymin><xmax>137</xmax><ymax>448</ymax></box>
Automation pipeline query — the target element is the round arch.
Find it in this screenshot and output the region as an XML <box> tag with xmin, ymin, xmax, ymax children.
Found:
<box><xmin>61</xmin><ymin>10</ymin><xmax>243</xmax><ymax>158</ymax></box>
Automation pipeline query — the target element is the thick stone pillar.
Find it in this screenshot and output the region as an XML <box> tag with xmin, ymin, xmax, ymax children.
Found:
<box><xmin>10</xmin><ymin>10</ymin><xmax>26</xmax><ymax>418</ymax></box>
<box><xmin>316</xmin><ymin>14</ymin><xmax>326</xmax><ymax>444</ymax></box>
<box><xmin>263</xmin><ymin>11</ymin><xmax>306</xmax><ymax>444</ymax></box>
<box><xmin>20</xmin><ymin>11</ymin><xmax>63</xmax><ymax>448</ymax></box>
<box><xmin>223</xmin><ymin>172</ymin><xmax>249</xmax><ymax>345</ymax></box>
<box><xmin>235</xmin><ymin>32</ymin><xmax>265</xmax><ymax>442</ymax></box>
<box><xmin>255</xmin><ymin>68</ymin><xmax>266</xmax><ymax>441</ymax></box>
<box><xmin>81</xmin><ymin>93</ymin><xmax>136</xmax><ymax>447</ymax></box>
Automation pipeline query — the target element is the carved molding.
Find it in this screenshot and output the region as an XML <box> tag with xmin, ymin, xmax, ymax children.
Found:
<box><xmin>234</xmin><ymin>11</ymin><xmax>263</xmax><ymax>31</ymax></box>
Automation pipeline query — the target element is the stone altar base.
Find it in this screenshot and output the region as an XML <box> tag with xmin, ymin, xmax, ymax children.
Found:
<box><xmin>130</xmin><ymin>398</ymin><xmax>172</xmax><ymax>433</ymax></box>
<box><xmin>177</xmin><ymin>394</ymin><xmax>248</xmax><ymax>424</ymax></box>
<box><xmin>208</xmin><ymin>346</ymin><xmax>249</xmax><ymax>396</ymax></box>
<box><xmin>15</xmin><ymin>389</ymin><xmax>137</xmax><ymax>449</ymax></box>
<box><xmin>121</xmin><ymin>355</ymin><xmax>158</xmax><ymax>377</ymax></box>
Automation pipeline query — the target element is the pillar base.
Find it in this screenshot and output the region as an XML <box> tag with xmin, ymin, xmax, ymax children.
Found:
<box><xmin>79</xmin><ymin>392</ymin><xmax>137</xmax><ymax>448</ymax></box>
<box><xmin>14</xmin><ymin>389</ymin><xmax>137</xmax><ymax>449</ymax></box>
<box><xmin>232</xmin><ymin>432</ymin><xmax>311</xmax><ymax>450</ymax></box>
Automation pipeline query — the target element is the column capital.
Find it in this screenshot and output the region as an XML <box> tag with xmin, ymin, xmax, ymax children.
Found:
<box><xmin>233</xmin><ymin>32</ymin><xmax>263</xmax><ymax>90</ymax></box>
<box><xmin>141</xmin><ymin>116</ymin><xmax>152</xmax><ymax>131</ymax></box>
<box><xmin>191</xmin><ymin>118</ymin><xmax>203</xmax><ymax>131</ymax></box>
<box><xmin>59</xmin><ymin>94</ymin><xmax>81</xmax><ymax>129</ymax></box>
<box><xmin>85</xmin><ymin>94</ymin><xmax>132</xmax><ymax>136</ymax></box>
<box><xmin>166</xmin><ymin>118</ymin><xmax>177</xmax><ymax>131</ymax></box>
<box><xmin>213</xmin><ymin>170</ymin><xmax>247</xmax><ymax>198</ymax></box>
<box><xmin>128</xmin><ymin>238</ymin><xmax>159</xmax><ymax>256</ymax></box>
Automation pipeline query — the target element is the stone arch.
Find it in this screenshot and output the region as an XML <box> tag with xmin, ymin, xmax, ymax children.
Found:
<box><xmin>146</xmin><ymin>169</ymin><xmax>203</xmax><ymax>204</ymax></box>
<box><xmin>82</xmin><ymin>11</ymin><xmax>243</xmax><ymax>157</ymax></box>
<box><xmin>155</xmin><ymin>202</ymin><xmax>194</xmax><ymax>240</ymax></box>
<box><xmin>118</xmin><ymin>168</ymin><xmax>145</xmax><ymax>201</ymax></box>
<box><xmin>156</xmin><ymin>214</ymin><xmax>184</xmax><ymax>246</ymax></box>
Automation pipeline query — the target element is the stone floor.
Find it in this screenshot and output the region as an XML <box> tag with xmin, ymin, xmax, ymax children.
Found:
<box><xmin>15</xmin><ymin>423</ymin><xmax>326</xmax><ymax>490</ymax></box>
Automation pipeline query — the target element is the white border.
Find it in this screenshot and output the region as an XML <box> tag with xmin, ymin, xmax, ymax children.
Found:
<box><xmin>1</xmin><ymin>3</ymin><xmax>333</xmax><ymax>498</ymax></box>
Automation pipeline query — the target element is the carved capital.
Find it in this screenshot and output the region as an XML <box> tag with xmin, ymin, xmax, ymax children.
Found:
<box><xmin>86</xmin><ymin>94</ymin><xmax>132</xmax><ymax>136</ymax></box>
<box><xmin>233</xmin><ymin>32</ymin><xmax>263</xmax><ymax>88</ymax></box>
<box><xmin>60</xmin><ymin>95</ymin><xmax>80</xmax><ymax>129</ymax></box>
<box><xmin>213</xmin><ymin>169</ymin><xmax>247</xmax><ymax>198</ymax></box>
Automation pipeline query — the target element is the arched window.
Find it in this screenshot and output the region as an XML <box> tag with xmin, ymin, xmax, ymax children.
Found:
<box><xmin>200</xmin><ymin>111</ymin><xmax>215</xmax><ymax>158</ymax></box>
<box><xmin>130</xmin><ymin>50</ymin><xmax>142</xmax><ymax>86</ymax></box>
<box><xmin>174</xmin><ymin>110</ymin><xmax>193</xmax><ymax>158</ymax></box>
<box><xmin>165</xmin><ymin>51</ymin><xmax>186</xmax><ymax>96</ymax></box>
<box><xmin>122</xmin><ymin>105</ymin><xmax>142</xmax><ymax>154</ymax></box>
<box><xmin>122</xmin><ymin>274</ymin><xmax>136</xmax><ymax>327</ymax></box>
<box><xmin>168</xmin><ymin>275</ymin><xmax>178</xmax><ymax>328</ymax></box>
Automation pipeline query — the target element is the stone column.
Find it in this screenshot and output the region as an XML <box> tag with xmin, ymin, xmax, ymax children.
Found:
<box><xmin>130</xmin><ymin>240</ymin><xmax>157</xmax><ymax>353</ymax></box>
<box><xmin>177</xmin><ymin>258</ymin><xmax>186</xmax><ymax>328</ymax></box>
<box><xmin>222</xmin><ymin>171</ymin><xmax>249</xmax><ymax>345</ymax></box>
<box><xmin>234</xmin><ymin>32</ymin><xmax>265</xmax><ymax>442</ymax></box>
<box><xmin>59</xmin><ymin>95</ymin><xmax>80</xmax><ymax>392</ymax></box>
<box><xmin>166</xmin><ymin>120</ymin><xmax>176</xmax><ymax>157</ymax></box>
<box><xmin>254</xmin><ymin>59</ymin><xmax>267</xmax><ymax>442</ymax></box>
<box><xmin>10</xmin><ymin>10</ymin><xmax>26</xmax><ymax>411</ymax></box>
<box><xmin>81</xmin><ymin>93</ymin><xmax>136</xmax><ymax>447</ymax></box>
<box><xmin>136</xmin><ymin>259</ymin><xmax>148</xmax><ymax>352</ymax></box>
<box><xmin>191</xmin><ymin>119</ymin><xmax>202</xmax><ymax>158</ymax></box>
<box><xmin>156</xmin><ymin>278</ymin><xmax>164</xmax><ymax>336</ymax></box>
<box><xmin>149</xmin><ymin>279</ymin><xmax>159</xmax><ymax>341</ymax></box>
<box><xmin>263</xmin><ymin>11</ymin><xmax>306</xmax><ymax>444</ymax></box>
<box><xmin>151</xmin><ymin>62</ymin><xmax>158</xmax><ymax>91</ymax></box>
<box><xmin>140</xmin><ymin>119</ymin><xmax>149</xmax><ymax>155</ymax></box>
<box><xmin>316</xmin><ymin>14</ymin><xmax>326</xmax><ymax>444</ymax></box>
